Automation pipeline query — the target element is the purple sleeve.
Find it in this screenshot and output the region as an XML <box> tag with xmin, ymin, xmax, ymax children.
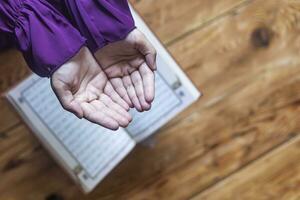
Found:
<box><xmin>63</xmin><ymin>0</ymin><xmax>135</xmax><ymax>52</ymax></box>
<box><xmin>0</xmin><ymin>0</ymin><xmax>86</xmax><ymax>77</ymax></box>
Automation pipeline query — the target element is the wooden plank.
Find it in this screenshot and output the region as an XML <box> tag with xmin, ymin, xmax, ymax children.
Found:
<box><xmin>0</xmin><ymin>125</ymin><xmax>82</xmax><ymax>200</ymax></box>
<box><xmin>168</xmin><ymin>0</ymin><xmax>300</xmax><ymax>103</ymax></box>
<box><xmin>1</xmin><ymin>0</ymin><xmax>300</xmax><ymax>199</ymax></box>
<box><xmin>0</xmin><ymin>49</ymin><xmax>30</xmax><ymax>93</ymax></box>
<box><xmin>129</xmin><ymin>0</ymin><xmax>248</xmax><ymax>44</ymax></box>
<box><xmin>0</xmin><ymin>49</ymin><xmax>29</xmax><ymax>132</ymax></box>
<box><xmin>0</xmin><ymin>49</ymin><xmax>30</xmax><ymax>133</ymax></box>
<box><xmin>0</xmin><ymin>97</ymin><xmax>20</xmax><ymax>133</ymax></box>
<box><xmin>192</xmin><ymin>135</ymin><xmax>300</xmax><ymax>200</ymax></box>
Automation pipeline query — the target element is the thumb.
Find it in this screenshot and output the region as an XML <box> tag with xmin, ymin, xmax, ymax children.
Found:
<box><xmin>135</xmin><ymin>31</ymin><xmax>157</xmax><ymax>71</ymax></box>
<box><xmin>51</xmin><ymin>79</ymin><xmax>83</xmax><ymax>118</ymax></box>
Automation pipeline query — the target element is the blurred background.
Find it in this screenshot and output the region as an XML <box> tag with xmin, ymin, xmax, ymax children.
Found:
<box><xmin>0</xmin><ymin>0</ymin><xmax>300</xmax><ymax>199</ymax></box>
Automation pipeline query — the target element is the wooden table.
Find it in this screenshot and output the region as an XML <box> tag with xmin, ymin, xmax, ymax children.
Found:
<box><xmin>0</xmin><ymin>0</ymin><xmax>300</xmax><ymax>199</ymax></box>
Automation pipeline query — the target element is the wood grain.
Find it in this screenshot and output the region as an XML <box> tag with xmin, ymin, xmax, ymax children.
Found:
<box><xmin>0</xmin><ymin>49</ymin><xmax>30</xmax><ymax>94</ymax></box>
<box><xmin>192</xmin><ymin>135</ymin><xmax>300</xmax><ymax>200</ymax></box>
<box><xmin>0</xmin><ymin>49</ymin><xmax>29</xmax><ymax>132</ymax></box>
<box><xmin>129</xmin><ymin>0</ymin><xmax>248</xmax><ymax>44</ymax></box>
<box><xmin>0</xmin><ymin>0</ymin><xmax>300</xmax><ymax>199</ymax></box>
<box><xmin>0</xmin><ymin>125</ymin><xmax>82</xmax><ymax>200</ymax></box>
<box><xmin>0</xmin><ymin>98</ymin><xmax>20</xmax><ymax>133</ymax></box>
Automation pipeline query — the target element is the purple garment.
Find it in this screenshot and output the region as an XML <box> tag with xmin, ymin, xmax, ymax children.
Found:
<box><xmin>0</xmin><ymin>0</ymin><xmax>135</xmax><ymax>77</ymax></box>
<box><xmin>63</xmin><ymin>0</ymin><xmax>135</xmax><ymax>52</ymax></box>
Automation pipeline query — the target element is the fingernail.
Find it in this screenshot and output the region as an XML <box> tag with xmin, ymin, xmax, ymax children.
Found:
<box><xmin>146</xmin><ymin>55</ymin><xmax>156</xmax><ymax>70</ymax></box>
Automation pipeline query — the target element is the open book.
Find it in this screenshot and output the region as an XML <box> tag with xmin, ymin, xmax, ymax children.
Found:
<box><xmin>6</xmin><ymin>8</ymin><xmax>201</xmax><ymax>193</ymax></box>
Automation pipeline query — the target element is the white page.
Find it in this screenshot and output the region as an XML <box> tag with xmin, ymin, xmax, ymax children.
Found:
<box><xmin>7</xmin><ymin>75</ymin><xmax>135</xmax><ymax>192</ymax></box>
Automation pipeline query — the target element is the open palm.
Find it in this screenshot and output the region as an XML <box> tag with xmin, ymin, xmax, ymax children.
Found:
<box><xmin>94</xmin><ymin>29</ymin><xmax>156</xmax><ymax>112</ymax></box>
<box><xmin>51</xmin><ymin>47</ymin><xmax>132</xmax><ymax>130</ymax></box>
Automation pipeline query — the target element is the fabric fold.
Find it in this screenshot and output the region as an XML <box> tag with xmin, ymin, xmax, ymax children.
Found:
<box><xmin>63</xmin><ymin>0</ymin><xmax>135</xmax><ymax>52</ymax></box>
<box><xmin>0</xmin><ymin>0</ymin><xmax>86</xmax><ymax>77</ymax></box>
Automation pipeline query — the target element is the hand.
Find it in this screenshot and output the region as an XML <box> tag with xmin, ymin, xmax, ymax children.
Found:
<box><xmin>94</xmin><ymin>29</ymin><xmax>157</xmax><ymax>112</ymax></box>
<box><xmin>51</xmin><ymin>47</ymin><xmax>132</xmax><ymax>130</ymax></box>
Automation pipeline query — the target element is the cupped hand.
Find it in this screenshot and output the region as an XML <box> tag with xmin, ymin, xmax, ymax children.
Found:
<box><xmin>51</xmin><ymin>47</ymin><xmax>132</xmax><ymax>130</ymax></box>
<box><xmin>94</xmin><ymin>29</ymin><xmax>157</xmax><ymax>112</ymax></box>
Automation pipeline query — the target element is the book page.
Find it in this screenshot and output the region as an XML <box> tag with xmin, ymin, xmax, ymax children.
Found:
<box><xmin>7</xmin><ymin>75</ymin><xmax>135</xmax><ymax>192</ymax></box>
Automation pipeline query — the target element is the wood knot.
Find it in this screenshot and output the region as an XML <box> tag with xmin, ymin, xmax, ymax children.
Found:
<box><xmin>45</xmin><ymin>193</ymin><xmax>64</xmax><ymax>200</ymax></box>
<box><xmin>251</xmin><ymin>27</ymin><xmax>273</xmax><ymax>48</ymax></box>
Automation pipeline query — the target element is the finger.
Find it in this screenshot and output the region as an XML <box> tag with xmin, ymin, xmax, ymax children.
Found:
<box><xmin>122</xmin><ymin>75</ymin><xmax>143</xmax><ymax>112</ymax></box>
<box><xmin>130</xmin><ymin>70</ymin><xmax>151</xmax><ymax>111</ymax></box>
<box><xmin>136</xmin><ymin>31</ymin><xmax>157</xmax><ymax>70</ymax></box>
<box><xmin>145</xmin><ymin>53</ymin><xmax>157</xmax><ymax>71</ymax></box>
<box><xmin>104</xmin><ymin>81</ymin><xmax>130</xmax><ymax>110</ymax></box>
<box><xmin>139</xmin><ymin>63</ymin><xmax>155</xmax><ymax>103</ymax></box>
<box><xmin>110</xmin><ymin>78</ymin><xmax>133</xmax><ymax>108</ymax></box>
<box><xmin>99</xmin><ymin>94</ymin><xmax>132</xmax><ymax>122</ymax></box>
<box><xmin>81</xmin><ymin>102</ymin><xmax>119</xmax><ymax>130</ymax></box>
<box><xmin>51</xmin><ymin>80</ymin><xmax>83</xmax><ymax>118</ymax></box>
<box><xmin>91</xmin><ymin>100</ymin><xmax>130</xmax><ymax>128</ymax></box>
